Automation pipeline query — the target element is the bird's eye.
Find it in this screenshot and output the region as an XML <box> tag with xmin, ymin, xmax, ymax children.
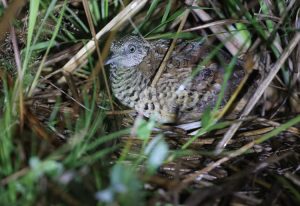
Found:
<box><xmin>128</xmin><ymin>44</ymin><xmax>136</xmax><ymax>53</ymax></box>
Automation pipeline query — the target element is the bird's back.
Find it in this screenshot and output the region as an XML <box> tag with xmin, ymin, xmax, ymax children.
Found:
<box><xmin>135</xmin><ymin>39</ymin><xmax>244</xmax><ymax>123</ymax></box>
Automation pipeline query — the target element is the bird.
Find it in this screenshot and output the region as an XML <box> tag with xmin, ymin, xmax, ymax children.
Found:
<box><xmin>105</xmin><ymin>35</ymin><xmax>245</xmax><ymax>123</ymax></box>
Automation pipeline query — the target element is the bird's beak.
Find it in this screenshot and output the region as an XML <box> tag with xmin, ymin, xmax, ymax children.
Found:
<box><xmin>104</xmin><ymin>54</ymin><xmax>119</xmax><ymax>65</ymax></box>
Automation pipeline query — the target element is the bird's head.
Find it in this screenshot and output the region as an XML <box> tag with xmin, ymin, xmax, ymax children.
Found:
<box><xmin>105</xmin><ymin>35</ymin><xmax>150</xmax><ymax>68</ymax></box>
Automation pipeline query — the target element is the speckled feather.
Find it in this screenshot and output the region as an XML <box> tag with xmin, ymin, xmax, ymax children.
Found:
<box><xmin>106</xmin><ymin>35</ymin><xmax>244</xmax><ymax>123</ymax></box>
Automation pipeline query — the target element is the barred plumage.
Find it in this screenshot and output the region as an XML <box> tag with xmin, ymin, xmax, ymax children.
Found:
<box><xmin>106</xmin><ymin>35</ymin><xmax>244</xmax><ymax>123</ymax></box>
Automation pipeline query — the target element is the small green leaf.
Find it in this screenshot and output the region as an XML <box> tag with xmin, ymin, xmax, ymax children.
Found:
<box><xmin>136</xmin><ymin>118</ymin><xmax>156</xmax><ymax>140</ymax></box>
<box><xmin>29</xmin><ymin>157</ymin><xmax>63</xmax><ymax>178</ymax></box>
<box><xmin>96</xmin><ymin>164</ymin><xmax>143</xmax><ymax>205</ymax></box>
<box><xmin>145</xmin><ymin>136</ymin><xmax>169</xmax><ymax>173</ymax></box>
<box><xmin>201</xmin><ymin>108</ymin><xmax>212</xmax><ymax>128</ymax></box>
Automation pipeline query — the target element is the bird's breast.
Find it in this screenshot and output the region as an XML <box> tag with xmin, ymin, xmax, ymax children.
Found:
<box><xmin>110</xmin><ymin>67</ymin><xmax>150</xmax><ymax>108</ymax></box>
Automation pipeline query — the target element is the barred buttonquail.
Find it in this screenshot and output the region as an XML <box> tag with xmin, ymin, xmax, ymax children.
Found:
<box><xmin>105</xmin><ymin>35</ymin><xmax>244</xmax><ymax>123</ymax></box>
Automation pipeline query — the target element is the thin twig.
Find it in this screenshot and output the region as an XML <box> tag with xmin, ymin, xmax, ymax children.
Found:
<box><xmin>41</xmin><ymin>76</ymin><xmax>91</xmax><ymax>111</ymax></box>
<box><xmin>1</xmin><ymin>0</ymin><xmax>22</xmax><ymax>73</ymax></box>
<box><xmin>1</xmin><ymin>0</ymin><xmax>24</xmax><ymax>127</ymax></box>
<box><xmin>256</xmin><ymin>118</ymin><xmax>300</xmax><ymax>134</ymax></box>
<box><xmin>0</xmin><ymin>0</ymin><xmax>26</xmax><ymax>42</ymax></box>
<box><xmin>106</xmin><ymin>110</ymin><xmax>134</xmax><ymax>115</ymax></box>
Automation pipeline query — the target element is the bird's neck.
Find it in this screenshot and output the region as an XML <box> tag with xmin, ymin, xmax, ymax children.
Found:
<box><xmin>109</xmin><ymin>66</ymin><xmax>151</xmax><ymax>108</ymax></box>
